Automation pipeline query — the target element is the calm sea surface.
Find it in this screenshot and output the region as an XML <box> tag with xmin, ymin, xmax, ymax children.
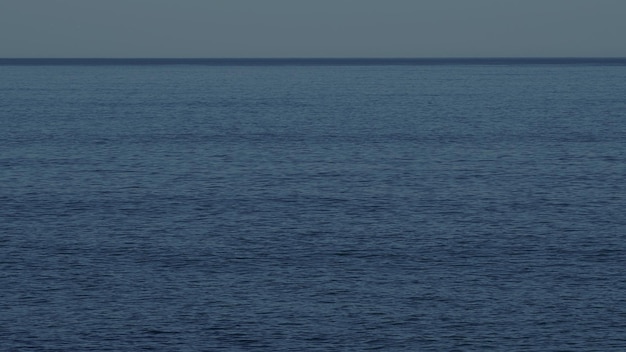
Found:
<box><xmin>1</xmin><ymin>59</ymin><xmax>626</xmax><ymax>351</ymax></box>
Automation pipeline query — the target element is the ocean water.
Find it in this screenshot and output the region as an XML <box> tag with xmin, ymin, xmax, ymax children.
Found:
<box><xmin>1</xmin><ymin>59</ymin><xmax>626</xmax><ymax>351</ymax></box>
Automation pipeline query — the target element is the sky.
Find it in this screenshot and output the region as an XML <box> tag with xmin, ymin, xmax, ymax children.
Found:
<box><xmin>1</xmin><ymin>0</ymin><xmax>625</xmax><ymax>58</ymax></box>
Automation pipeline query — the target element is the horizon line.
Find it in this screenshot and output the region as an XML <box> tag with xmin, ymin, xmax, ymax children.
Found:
<box><xmin>2</xmin><ymin>57</ymin><xmax>626</xmax><ymax>66</ymax></box>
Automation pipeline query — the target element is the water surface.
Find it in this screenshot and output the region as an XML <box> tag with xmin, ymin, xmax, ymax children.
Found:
<box><xmin>2</xmin><ymin>59</ymin><xmax>626</xmax><ymax>351</ymax></box>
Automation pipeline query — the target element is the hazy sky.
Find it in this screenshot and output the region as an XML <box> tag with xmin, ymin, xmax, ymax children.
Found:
<box><xmin>1</xmin><ymin>0</ymin><xmax>625</xmax><ymax>58</ymax></box>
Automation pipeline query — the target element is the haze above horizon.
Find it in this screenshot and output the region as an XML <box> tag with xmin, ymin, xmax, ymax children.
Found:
<box><xmin>1</xmin><ymin>0</ymin><xmax>625</xmax><ymax>58</ymax></box>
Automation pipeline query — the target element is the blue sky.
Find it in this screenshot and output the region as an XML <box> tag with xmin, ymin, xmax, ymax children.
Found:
<box><xmin>1</xmin><ymin>0</ymin><xmax>625</xmax><ymax>58</ymax></box>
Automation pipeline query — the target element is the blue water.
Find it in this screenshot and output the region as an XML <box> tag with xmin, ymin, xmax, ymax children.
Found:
<box><xmin>2</xmin><ymin>59</ymin><xmax>626</xmax><ymax>351</ymax></box>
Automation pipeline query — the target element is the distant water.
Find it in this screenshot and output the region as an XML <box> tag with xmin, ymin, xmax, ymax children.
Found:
<box><xmin>2</xmin><ymin>59</ymin><xmax>626</xmax><ymax>351</ymax></box>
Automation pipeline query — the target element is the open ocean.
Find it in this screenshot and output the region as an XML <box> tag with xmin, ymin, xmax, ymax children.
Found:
<box><xmin>1</xmin><ymin>58</ymin><xmax>626</xmax><ymax>351</ymax></box>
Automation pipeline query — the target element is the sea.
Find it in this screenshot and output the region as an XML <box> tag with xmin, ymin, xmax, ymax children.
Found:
<box><xmin>1</xmin><ymin>58</ymin><xmax>625</xmax><ymax>351</ymax></box>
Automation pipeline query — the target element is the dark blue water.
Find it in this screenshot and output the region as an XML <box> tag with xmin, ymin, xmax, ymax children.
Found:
<box><xmin>2</xmin><ymin>59</ymin><xmax>626</xmax><ymax>351</ymax></box>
